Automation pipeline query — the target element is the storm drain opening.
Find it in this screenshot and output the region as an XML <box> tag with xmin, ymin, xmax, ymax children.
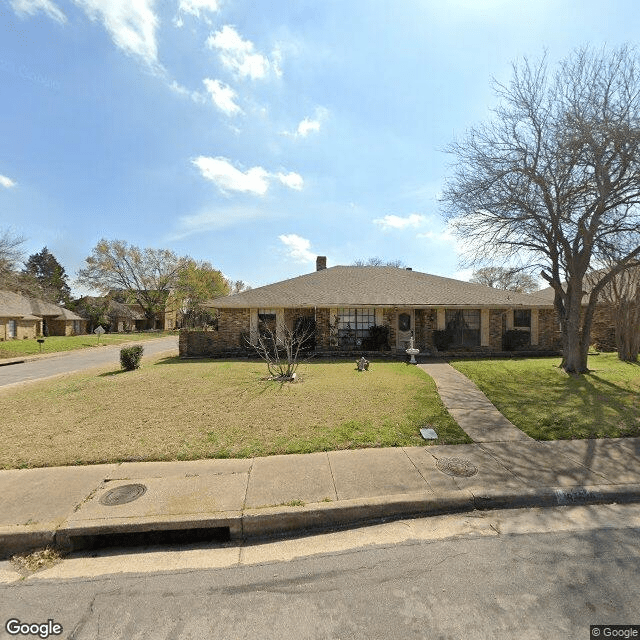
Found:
<box><xmin>66</xmin><ymin>526</ymin><xmax>231</xmax><ymax>552</ymax></box>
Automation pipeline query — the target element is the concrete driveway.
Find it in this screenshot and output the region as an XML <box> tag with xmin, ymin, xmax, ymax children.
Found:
<box><xmin>0</xmin><ymin>336</ymin><xmax>178</xmax><ymax>388</ymax></box>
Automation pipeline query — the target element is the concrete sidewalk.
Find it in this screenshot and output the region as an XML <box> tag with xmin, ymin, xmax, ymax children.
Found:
<box><xmin>2</xmin><ymin>437</ymin><xmax>640</xmax><ymax>558</ymax></box>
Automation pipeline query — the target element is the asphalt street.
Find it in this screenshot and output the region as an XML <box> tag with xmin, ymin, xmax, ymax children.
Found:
<box><xmin>2</xmin><ymin>504</ymin><xmax>639</xmax><ymax>639</ymax></box>
<box><xmin>0</xmin><ymin>336</ymin><xmax>178</xmax><ymax>388</ymax></box>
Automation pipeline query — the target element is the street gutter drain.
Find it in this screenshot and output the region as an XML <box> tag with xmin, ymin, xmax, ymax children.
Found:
<box><xmin>436</xmin><ymin>457</ymin><xmax>478</xmax><ymax>478</ymax></box>
<box><xmin>99</xmin><ymin>483</ymin><xmax>147</xmax><ymax>506</ymax></box>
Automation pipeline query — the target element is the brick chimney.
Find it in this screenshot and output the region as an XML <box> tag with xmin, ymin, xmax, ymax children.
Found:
<box><xmin>316</xmin><ymin>256</ymin><xmax>327</xmax><ymax>271</ymax></box>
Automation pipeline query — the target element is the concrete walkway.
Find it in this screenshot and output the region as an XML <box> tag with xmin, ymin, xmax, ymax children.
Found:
<box><xmin>418</xmin><ymin>361</ymin><xmax>533</xmax><ymax>442</ymax></box>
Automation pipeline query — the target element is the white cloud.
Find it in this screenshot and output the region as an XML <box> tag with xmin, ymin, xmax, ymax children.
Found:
<box><xmin>373</xmin><ymin>214</ymin><xmax>426</xmax><ymax>230</ymax></box>
<box><xmin>202</xmin><ymin>78</ymin><xmax>243</xmax><ymax>116</ymax></box>
<box><xmin>276</xmin><ymin>171</ymin><xmax>304</xmax><ymax>191</ymax></box>
<box><xmin>169</xmin><ymin>80</ymin><xmax>206</xmax><ymax>104</ymax></box>
<box><xmin>297</xmin><ymin>117</ymin><xmax>320</xmax><ymax>137</ymax></box>
<box><xmin>170</xmin><ymin>205</ymin><xmax>266</xmax><ymax>239</ymax></box>
<box><xmin>73</xmin><ymin>0</ymin><xmax>160</xmax><ymax>70</ymax></box>
<box><xmin>278</xmin><ymin>234</ymin><xmax>315</xmax><ymax>263</ymax></box>
<box><xmin>0</xmin><ymin>175</ymin><xmax>16</xmax><ymax>189</ymax></box>
<box><xmin>206</xmin><ymin>25</ymin><xmax>272</xmax><ymax>80</ymax></box>
<box><xmin>283</xmin><ymin>107</ymin><xmax>328</xmax><ymax>139</ymax></box>
<box><xmin>174</xmin><ymin>0</ymin><xmax>219</xmax><ymax>26</ymax></box>
<box><xmin>193</xmin><ymin>156</ymin><xmax>303</xmax><ymax>195</ymax></box>
<box><xmin>193</xmin><ymin>156</ymin><xmax>270</xmax><ymax>195</ymax></box>
<box><xmin>10</xmin><ymin>0</ymin><xmax>66</xmax><ymax>23</ymax></box>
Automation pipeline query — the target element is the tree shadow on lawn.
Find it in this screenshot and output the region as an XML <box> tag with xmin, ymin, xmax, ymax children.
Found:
<box><xmin>98</xmin><ymin>369</ymin><xmax>129</xmax><ymax>377</ymax></box>
<box><xmin>564</xmin><ymin>374</ymin><xmax>639</xmax><ymax>439</ymax></box>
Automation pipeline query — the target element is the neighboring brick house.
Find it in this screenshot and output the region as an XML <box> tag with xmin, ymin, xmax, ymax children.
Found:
<box><xmin>180</xmin><ymin>257</ymin><xmax>562</xmax><ymax>358</ymax></box>
<box><xmin>108</xmin><ymin>290</ymin><xmax>178</xmax><ymax>331</ymax></box>
<box><xmin>74</xmin><ymin>296</ymin><xmax>145</xmax><ymax>333</ymax></box>
<box><xmin>0</xmin><ymin>290</ymin><xmax>86</xmax><ymax>340</ymax></box>
<box><xmin>531</xmin><ymin>272</ymin><xmax>639</xmax><ymax>353</ymax></box>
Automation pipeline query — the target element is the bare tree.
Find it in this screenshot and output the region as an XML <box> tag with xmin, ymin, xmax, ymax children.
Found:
<box><xmin>353</xmin><ymin>257</ymin><xmax>406</xmax><ymax>268</ymax></box>
<box><xmin>229</xmin><ymin>280</ymin><xmax>252</xmax><ymax>294</ymax></box>
<box><xmin>470</xmin><ymin>266</ymin><xmax>539</xmax><ymax>293</ymax></box>
<box><xmin>442</xmin><ymin>46</ymin><xmax>640</xmax><ymax>373</ymax></box>
<box><xmin>249</xmin><ymin>321</ymin><xmax>315</xmax><ymax>381</ymax></box>
<box><xmin>589</xmin><ymin>266</ymin><xmax>640</xmax><ymax>361</ymax></box>
<box><xmin>0</xmin><ymin>228</ymin><xmax>26</xmax><ymax>289</ymax></box>
<box><xmin>77</xmin><ymin>239</ymin><xmax>187</xmax><ymax>328</ymax></box>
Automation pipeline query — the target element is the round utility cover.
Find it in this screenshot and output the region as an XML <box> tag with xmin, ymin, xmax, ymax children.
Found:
<box><xmin>99</xmin><ymin>483</ymin><xmax>147</xmax><ymax>506</ymax></box>
<box><xmin>436</xmin><ymin>457</ymin><xmax>478</xmax><ymax>478</ymax></box>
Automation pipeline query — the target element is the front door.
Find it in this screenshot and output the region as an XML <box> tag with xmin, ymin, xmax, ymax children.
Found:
<box><xmin>396</xmin><ymin>309</ymin><xmax>414</xmax><ymax>351</ymax></box>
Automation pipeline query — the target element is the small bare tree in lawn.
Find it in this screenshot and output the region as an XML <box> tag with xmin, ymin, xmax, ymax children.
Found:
<box><xmin>250</xmin><ymin>319</ymin><xmax>315</xmax><ymax>381</ymax></box>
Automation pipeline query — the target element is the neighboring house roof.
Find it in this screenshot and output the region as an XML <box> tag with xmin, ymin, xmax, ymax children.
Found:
<box><xmin>0</xmin><ymin>290</ymin><xmax>82</xmax><ymax>320</ymax></box>
<box><xmin>54</xmin><ymin>307</ymin><xmax>85</xmax><ymax>321</ymax></box>
<box><xmin>75</xmin><ymin>296</ymin><xmax>144</xmax><ymax>320</ymax></box>
<box><xmin>205</xmin><ymin>266</ymin><xmax>553</xmax><ymax>309</ymax></box>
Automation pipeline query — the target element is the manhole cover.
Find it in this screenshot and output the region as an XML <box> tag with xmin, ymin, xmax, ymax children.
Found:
<box><xmin>99</xmin><ymin>483</ymin><xmax>147</xmax><ymax>506</ymax></box>
<box><xmin>436</xmin><ymin>457</ymin><xmax>478</xmax><ymax>478</ymax></box>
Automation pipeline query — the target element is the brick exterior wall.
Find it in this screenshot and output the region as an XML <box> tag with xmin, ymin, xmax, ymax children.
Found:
<box><xmin>591</xmin><ymin>304</ymin><xmax>617</xmax><ymax>352</ymax></box>
<box><xmin>181</xmin><ymin>305</ymin><xmax>565</xmax><ymax>358</ymax></box>
<box><xmin>0</xmin><ymin>318</ymin><xmax>41</xmax><ymax>341</ymax></box>
<box><xmin>180</xmin><ymin>308</ymin><xmax>252</xmax><ymax>357</ymax></box>
<box><xmin>47</xmin><ymin>319</ymin><xmax>87</xmax><ymax>336</ymax></box>
<box><xmin>538</xmin><ymin>308</ymin><xmax>563</xmax><ymax>351</ymax></box>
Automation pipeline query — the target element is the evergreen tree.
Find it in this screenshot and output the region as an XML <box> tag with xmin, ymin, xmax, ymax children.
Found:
<box><xmin>23</xmin><ymin>247</ymin><xmax>72</xmax><ymax>305</ymax></box>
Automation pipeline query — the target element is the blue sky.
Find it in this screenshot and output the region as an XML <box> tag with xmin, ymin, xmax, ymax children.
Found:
<box><xmin>2</xmin><ymin>0</ymin><xmax>640</xmax><ymax>293</ymax></box>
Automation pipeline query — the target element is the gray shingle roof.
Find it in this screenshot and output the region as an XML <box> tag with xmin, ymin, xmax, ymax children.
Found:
<box><xmin>205</xmin><ymin>266</ymin><xmax>553</xmax><ymax>309</ymax></box>
<box><xmin>0</xmin><ymin>290</ymin><xmax>82</xmax><ymax>320</ymax></box>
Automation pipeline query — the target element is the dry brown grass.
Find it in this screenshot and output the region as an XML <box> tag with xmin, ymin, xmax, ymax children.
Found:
<box><xmin>0</xmin><ymin>356</ymin><xmax>470</xmax><ymax>468</ymax></box>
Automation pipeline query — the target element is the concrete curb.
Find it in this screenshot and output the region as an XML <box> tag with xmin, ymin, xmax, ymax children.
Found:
<box><xmin>4</xmin><ymin>483</ymin><xmax>640</xmax><ymax>558</ymax></box>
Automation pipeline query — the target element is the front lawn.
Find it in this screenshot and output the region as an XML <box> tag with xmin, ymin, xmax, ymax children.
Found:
<box><xmin>0</xmin><ymin>331</ymin><xmax>175</xmax><ymax>359</ymax></box>
<box><xmin>451</xmin><ymin>354</ymin><xmax>640</xmax><ymax>440</ymax></box>
<box><xmin>0</xmin><ymin>358</ymin><xmax>470</xmax><ymax>469</ymax></box>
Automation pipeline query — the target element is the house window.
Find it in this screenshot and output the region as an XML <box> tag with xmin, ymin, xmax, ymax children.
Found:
<box><xmin>445</xmin><ymin>309</ymin><xmax>480</xmax><ymax>347</ymax></box>
<box><xmin>337</xmin><ymin>308</ymin><xmax>376</xmax><ymax>347</ymax></box>
<box><xmin>513</xmin><ymin>309</ymin><xmax>531</xmax><ymax>329</ymax></box>
<box><xmin>8</xmin><ymin>319</ymin><xmax>16</xmax><ymax>338</ymax></box>
<box><xmin>257</xmin><ymin>308</ymin><xmax>277</xmax><ymax>337</ymax></box>
<box><xmin>258</xmin><ymin>309</ymin><xmax>276</xmax><ymax>323</ymax></box>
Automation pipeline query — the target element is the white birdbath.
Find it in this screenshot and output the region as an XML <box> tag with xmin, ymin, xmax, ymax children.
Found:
<box><xmin>405</xmin><ymin>335</ymin><xmax>420</xmax><ymax>364</ymax></box>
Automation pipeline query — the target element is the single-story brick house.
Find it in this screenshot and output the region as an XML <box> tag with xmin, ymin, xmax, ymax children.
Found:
<box><xmin>0</xmin><ymin>290</ymin><xmax>86</xmax><ymax>340</ymax></box>
<box><xmin>74</xmin><ymin>296</ymin><xmax>146</xmax><ymax>333</ymax></box>
<box><xmin>180</xmin><ymin>257</ymin><xmax>562</xmax><ymax>358</ymax></box>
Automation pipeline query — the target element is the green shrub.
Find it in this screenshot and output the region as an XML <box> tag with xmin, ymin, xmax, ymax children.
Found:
<box><xmin>502</xmin><ymin>329</ymin><xmax>530</xmax><ymax>351</ymax></box>
<box><xmin>120</xmin><ymin>344</ymin><xmax>144</xmax><ymax>370</ymax></box>
<box><xmin>364</xmin><ymin>325</ymin><xmax>390</xmax><ymax>350</ymax></box>
<box><xmin>433</xmin><ymin>329</ymin><xmax>454</xmax><ymax>351</ymax></box>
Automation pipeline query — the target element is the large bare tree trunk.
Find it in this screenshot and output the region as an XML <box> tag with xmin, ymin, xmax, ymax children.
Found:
<box><xmin>559</xmin><ymin>281</ymin><xmax>591</xmax><ymax>374</ymax></box>
<box><xmin>616</xmin><ymin>298</ymin><xmax>640</xmax><ymax>361</ymax></box>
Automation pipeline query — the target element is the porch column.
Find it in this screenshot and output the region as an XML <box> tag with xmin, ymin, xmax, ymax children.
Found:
<box><xmin>531</xmin><ymin>308</ymin><xmax>539</xmax><ymax>345</ymax></box>
<box><xmin>505</xmin><ymin>309</ymin><xmax>514</xmax><ymax>331</ymax></box>
<box><xmin>436</xmin><ymin>308</ymin><xmax>446</xmax><ymax>331</ymax></box>
<box><xmin>249</xmin><ymin>309</ymin><xmax>258</xmax><ymax>345</ymax></box>
<box><xmin>480</xmin><ymin>309</ymin><xmax>490</xmax><ymax>346</ymax></box>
